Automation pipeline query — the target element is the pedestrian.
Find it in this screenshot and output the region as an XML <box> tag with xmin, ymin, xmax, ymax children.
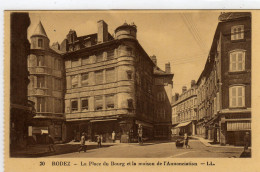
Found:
<box><xmin>138</xmin><ymin>124</ymin><xmax>143</xmax><ymax>144</ymax></box>
<box><xmin>184</xmin><ymin>133</ymin><xmax>190</xmax><ymax>149</ymax></box>
<box><xmin>47</xmin><ymin>134</ymin><xmax>56</xmax><ymax>152</ymax></box>
<box><xmin>244</xmin><ymin>132</ymin><xmax>250</xmax><ymax>151</ymax></box>
<box><xmin>112</xmin><ymin>131</ymin><xmax>116</xmax><ymax>143</ymax></box>
<box><xmin>78</xmin><ymin>132</ymin><xmax>86</xmax><ymax>153</ymax></box>
<box><xmin>97</xmin><ymin>135</ymin><xmax>102</xmax><ymax>148</ymax></box>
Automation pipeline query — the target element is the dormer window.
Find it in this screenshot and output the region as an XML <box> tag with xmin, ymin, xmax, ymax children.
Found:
<box><xmin>38</xmin><ymin>39</ymin><xmax>43</xmax><ymax>48</ymax></box>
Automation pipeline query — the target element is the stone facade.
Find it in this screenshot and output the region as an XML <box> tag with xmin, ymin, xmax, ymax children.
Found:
<box><xmin>172</xmin><ymin>82</ymin><xmax>197</xmax><ymax>136</ymax></box>
<box><xmin>27</xmin><ymin>21</ymin><xmax>66</xmax><ymax>143</ymax></box>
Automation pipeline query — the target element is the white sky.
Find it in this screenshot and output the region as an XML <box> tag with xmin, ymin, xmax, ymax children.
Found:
<box><xmin>28</xmin><ymin>11</ymin><xmax>220</xmax><ymax>94</ymax></box>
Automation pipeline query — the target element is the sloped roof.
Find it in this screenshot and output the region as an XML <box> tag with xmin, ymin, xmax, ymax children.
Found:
<box><xmin>31</xmin><ymin>21</ymin><xmax>48</xmax><ymax>38</ymax></box>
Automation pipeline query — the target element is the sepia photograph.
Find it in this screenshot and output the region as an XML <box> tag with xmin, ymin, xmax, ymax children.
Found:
<box><xmin>8</xmin><ymin>11</ymin><xmax>252</xmax><ymax>160</ymax></box>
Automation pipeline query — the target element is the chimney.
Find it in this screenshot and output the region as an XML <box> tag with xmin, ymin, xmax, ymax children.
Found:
<box><xmin>182</xmin><ymin>86</ymin><xmax>187</xmax><ymax>93</ymax></box>
<box><xmin>150</xmin><ymin>55</ymin><xmax>157</xmax><ymax>65</ymax></box>
<box><xmin>97</xmin><ymin>20</ymin><xmax>108</xmax><ymax>43</ymax></box>
<box><xmin>191</xmin><ymin>80</ymin><xmax>196</xmax><ymax>88</ymax></box>
<box><xmin>165</xmin><ymin>62</ymin><xmax>171</xmax><ymax>73</ymax></box>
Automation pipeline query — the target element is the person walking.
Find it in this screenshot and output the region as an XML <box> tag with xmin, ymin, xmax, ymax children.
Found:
<box><xmin>47</xmin><ymin>134</ymin><xmax>56</xmax><ymax>152</ymax></box>
<box><xmin>138</xmin><ymin>124</ymin><xmax>143</xmax><ymax>144</ymax></box>
<box><xmin>112</xmin><ymin>131</ymin><xmax>116</xmax><ymax>143</ymax></box>
<box><xmin>78</xmin><ymin>133</ymin><xmax>86</xmax><ymax>153</ymax></box>
<box><xmin>97</xmin><ymin>135</ymin><xmax>102</xmax><ymax>148</ymax></box>
<box><xmin>184</xmin><ymin>133</ymin><xmax>190</xmax><ymax>149</ymax></box>
<box><xmin>244</xmin><ymin>132</ymin><xmax>250</xmax><ymax>151</ymax></box>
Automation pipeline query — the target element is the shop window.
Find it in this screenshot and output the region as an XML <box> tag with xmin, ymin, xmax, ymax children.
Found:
<box><xmin>81</xmin><ymin>73</ymin><xmax>89</xmax><ymax>86</ymax></box>
<box><xmin>229</xmin><ymin>86</ymin><xmax>245</xmax><ymax>108</ymax></box>
<box><xmin>231</xmin><ymin>25</ymin><xmax>244</xmax><ymax>40</ymax></box>
<box><xmin>81</xmin><ymin>99</ymin><xmax>89</xmax><ymax>111</ymax></box>
<box><xmin>230</xmin><ymin>50</ymin><xmax>245</xmax><ymax>72</ymax></box>
<box><xmin>105</xmin><ymin>94</ymin><xmax>115</xmax><ymax>109</ymax></box>
<box><xmin>95</xmin><ymin>96</ymin><xmax>103</xmax><ymax>110</ymax></box>
<box><xmin>105</xmin><ymin>68</ymin><xmax>115</xmax><ymax>83</ymax></box>
<box><xmin>71</xmin><ymin>100</ymin><xmax>78</xmax><ymax>112</ymax></box>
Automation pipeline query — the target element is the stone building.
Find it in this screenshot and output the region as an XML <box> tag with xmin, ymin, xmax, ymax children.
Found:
<box><xmin>27</xmin><ymin>21</ymin><xmax>66</xmax><ymax>143</ymax></box>
<box><xmin>171</xmin><ymin>81</ymin><xmax>197</xmax><ymax>136</ymax></box>
<box><xmin>60</xmin><ymin>21</ymin><xmax>173</xmax><ymax>142</ymax></box>
<box><xmin>10</xmin><ymin>12</ymin><xmax>35</xmax><ymax>150</ymax></box>
<box><xmin>196</xmin><ymin>12</ymin><xmax>251</xmax><ymax>145</ymax></box>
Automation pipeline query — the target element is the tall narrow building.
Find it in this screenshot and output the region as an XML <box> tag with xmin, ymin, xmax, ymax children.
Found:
<box><xmin>27</xmin><ymin>21</ymin><xmax>65</xmax><ymax>143</ymax></box>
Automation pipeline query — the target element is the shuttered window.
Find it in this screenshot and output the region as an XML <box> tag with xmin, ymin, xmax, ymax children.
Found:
<box><xmin>229</xmin><ymin>86</ymin><xmax>245</xmax><ymax>107</ymax></box>
<box><xmin>95</xmin><ymin>96</ymin><xmax>103</xmax><ymax>110</ymax></box>
<box><xmin>230</xmin><ymin>50</ymin><xmax>245</xmax><ymax>72</ymax></box>
<box><xmin>105</xmin><ymin>68</ymin><xmax>115</xmax><ymax>83</ymax></box>
<box><xmin>95</xmin><ymin>70</ymin><xmax>103</xmax><ymax>84</ymax></box>
<box><xmin>81</xmin><ymin>73</ymin><xmax>89</xmax><ymax>86</ymax></box>
<box><xmin>106</xmin><ymin>94</ymin><xmax>115</xmax><ymax>109</ymax></box>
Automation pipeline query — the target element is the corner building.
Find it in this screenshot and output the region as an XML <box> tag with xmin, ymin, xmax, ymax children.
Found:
<box><xmin>27</xmin><ymin>22</ymin><xmax>65</xmax><ymax>143</ymax></box>
<box><xmin>62</xmin><ymin>21</ymin><xmax>173</xmax><ymax>142</ymax></box>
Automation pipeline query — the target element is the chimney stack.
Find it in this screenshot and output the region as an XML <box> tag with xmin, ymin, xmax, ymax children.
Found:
<box><xmin>97</xmin><ymin>20</ymin><xmax>108</xmax><ymax>43</ymax></box>
<box><xmin>182</xmin><ymin>86</ymin><xmax>187</xmax><ymax>93</ymax></box>
<box><xmin>191</xmin><ymin>80</ymin><xmax>196</xmax><ymax>88</ymax></box>
<box><xmin>150</xmin><ymin>55</ymin><xmax>157</xmax><ymax>65</ymax></box>
<box><xmin>165</xmin><ymin>62</ymin><xmax>171</xmax><ymax>73</ymax></box>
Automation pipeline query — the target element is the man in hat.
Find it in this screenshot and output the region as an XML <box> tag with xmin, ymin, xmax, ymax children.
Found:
<box><xmin>78</xmin><ymin>132</ymin><xmax>86</xmax><ymax>153</ymax></box>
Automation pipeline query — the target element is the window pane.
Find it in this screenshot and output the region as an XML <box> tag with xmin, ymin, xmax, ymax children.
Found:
<box><xmin>106</xmin><ymin>68</ymin><xmax>115</xmax><ymax>83</ymax></box>
<box><xmin>238</xmin><ymin>53</ymin><xmax>243</xmax><ymax>61</ymax></box>
<box><xmin>238</xmin><ymin>87</ymin><xmax>242</xmax><ymax>96</ymax></box>
<box><xmin>71</xmin><ymin>100</ymin><xmax>78</xmax><ymax>111</ymax></box>
<box><xmin>106</xmin><ymin>94</ymin><xmax>114</xmax><ymax>109</ymax></box>
<box><xmin>81</xmin><ymin>73</ymin><xmax>89</xmax><ymax>86</ymax></box>
<box><xmin>238</xmin><ymin>97</ymin><xmax>243</xmax><ymax>107</ymax></box>
<box><xmin>95</xmin><ymin>96</ymin><xmax>103</xmax><ymax>110</ymax></box>
<box><xmin>71</xmin><ymin>75</ymin><xmax>78</xmax><ymax>88</ymax></box>
<box><xmin>82</xmin><ymin>99</ymin><xmax>88</xmax><ymax>110</ymax></box>
<box><xmin>238</xmin><ymin>62</ymin><xmax>242</xmax><ymax>71</ymax></box>
<box><xmin>95</xmin><ymin>71</ymin><xmax>103</xmax><ymax>84</ymax></box>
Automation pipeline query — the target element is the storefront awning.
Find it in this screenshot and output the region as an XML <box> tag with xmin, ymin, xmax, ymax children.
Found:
<box><xmin>174</xmin><ymin>121</ymin><xmax>191</xmax><ymax>128</ymax></box>
<box><xmin>227</xmin><ymin>121</ymin><xmax>251</xmax><ymax>131</ymax></box>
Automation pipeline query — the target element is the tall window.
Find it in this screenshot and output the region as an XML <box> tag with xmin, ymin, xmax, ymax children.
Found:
<box><xmin>96</xmin><ymin>52</ymin><xmax>103</xmax><ymax>62</ymax></box>
<box><xmin>37</xmin><ymin>97</ymin><xmax>46</xmax><ymax>112</ymax></box>
<box><xmin>230</xmin><ymin>50</ymin><xmax>245</xmax><ymax>72</ymax></box>
<box><xmin>231</xmin><ymin>25</ymin><xmax>244</xmax><ymax>40</ymax></box>
<box><xmin>38</xmin><ymin>39</ymin><xmax>43</xmax><ymax>48</ymax></box>
<box><xmin>81</xmin><ymin>98</ymin><xmax>88</xmax><ymax>111</ymax></box>
<box><xmin>37</xmin><ymin>55</ymin><xmax>45</xmax><ymax>66</ymax></box>
<box><xmin>71</xmin><ymin>100</ymin><xmax>78</xmax><ymax>112</ymax></box>
<box><xmin>229</xmin><ymin>86</ymin><xmax>245</xmax><ymax>107</ymax></box>
<box><xmin>71</xmin><ymin>75</ymin><xmax>78</xmax><ymax>88</ymax></box>
<box><xmin>81</xmin><ymin>73</ymin><xmax>89</xmax><ymax>87</ymax></box>
<box><xmin>95</xmin><ymin>96</ymin><xmax>103</xmax><ymax>110</ymax></box>
<box><xmin>37</xmin><ymin>76</ymin><xmax>45</xmax><ymax>88</ymax></box>
<box><xmin>82</xmin><ymin>56</ymin><xmax>90</xmax><ymax>65</ymax></box>
<box><xmin>95</xmin><ymin>70</ymin><xmax>103</xmax><ymax>84</ymax></box>
<box><xmin>107</xmin><ymin>49</ymin><xmax>114</xmax><ymax>60</ymax></box>
<box><xmin>105</xmin><ymin>68</ymin><xmax>115</xmax><ymax>83</ymax></box>
<box><xmin>105</xmin><ymin>94</ymin><xmax>115</xmax><ymax>109</ymax></box>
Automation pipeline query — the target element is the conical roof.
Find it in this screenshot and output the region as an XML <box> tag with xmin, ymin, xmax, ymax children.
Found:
<box><xmin>31</xmin><ymin>21</ymin><xmax>48</xmax><ymax>38</ymax></box>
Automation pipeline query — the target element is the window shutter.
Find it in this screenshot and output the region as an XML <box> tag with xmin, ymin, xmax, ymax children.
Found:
<box><xmin>242</xmin><ymin>51</ymin><xmax>246</xmax><ymax>71</ymax></box>
<box><xmin>242</xmin><ymin>86</ymin><xmax>245</xmax><ymax>107</ymax></box>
